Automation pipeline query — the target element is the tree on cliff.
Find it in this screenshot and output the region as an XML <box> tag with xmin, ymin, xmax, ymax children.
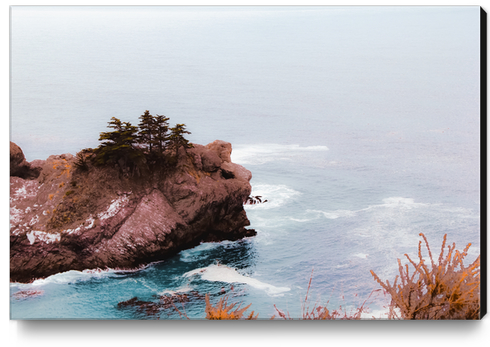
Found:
<box><xmin>138</xmin><ymin>110</ymin><xmax>156</xmax><ymax>153</ymax></box>
<box><xmin>169</xmin><ymin>123</ymin><xmax>193</xmax><ymax>155</ymax></box>
<box><xmin>93</xmin><ymin>117</ymin><xmax>144</xmax><ymax>170</ymax></box>
<box><xmin>138</xmin><ymin>111</ymin><xmax>171</xmax><ymax>158</ymax></box>
<box><xmin>151</xmin><ymin>114</ymin><xmax>170</xmax><ymax>156</ymax></box>
<box><xmin>91</xmin><ymin>112</ymin><xmax>192</xmax><ymax>169</ymax></box>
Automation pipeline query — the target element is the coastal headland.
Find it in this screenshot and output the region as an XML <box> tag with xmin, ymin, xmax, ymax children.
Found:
<box><xmin>10</xmin><ymin>140</ymin><xmax>256</xmax><ymax>283</ymax></box>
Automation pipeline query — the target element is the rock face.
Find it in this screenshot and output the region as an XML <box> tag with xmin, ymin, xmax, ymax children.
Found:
<box><xmin>10</xmin><ymin>141</ymin><xmax>256</xmax><ymax>283</ymax></box>
<box><xmin>10</xmin><ymin>142</ymin><xmax>41</xmax><ymax>179</ymax></box>
<box><xmin>205</xmin><ymin>140</ymin><xmax>232</xmax><ymax>163</ymax></box>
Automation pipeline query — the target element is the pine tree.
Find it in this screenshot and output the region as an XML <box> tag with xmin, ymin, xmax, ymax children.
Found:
<box><xmin>91</xmin><ymin>112</ymin><xmax>193</xmax><ymax>172</ymax></box>
<box><xmin>152</xmin><ymin>114</ymin><xmax>170</xmax><ymax>155</ymax></box>
<box><xmin>138</xmin><ymin>110</ymin><xmax>156</xmax><ymax>153</ymax></box>
<box><xmin>94</xmin><ymin>117</ymin><xmax>141</xmax><ymax>169</ymax></box>
<box><xmin>169</xmin><ymin>123</ymin><xmax>193</xmax><ymax>155</ymax></box>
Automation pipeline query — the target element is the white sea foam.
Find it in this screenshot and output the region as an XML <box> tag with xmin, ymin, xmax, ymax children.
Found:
<box><xmin>252</xmin><ymin>229</ymin><xmax>275</xmax><ymax>245</ymax></box>
<box><xmin>310</xmin><ymin>209</ymin><xmax>357</xmax><ymax>219</ymax></box>
<box><xmin>378</xmin><ymin>197</ymin><xmax>430</xmax><ymax>209</ymax></box>
<box><xmin>159</xmin><ymin>285</ymin><xmax>193</xmax><ymax>296</ymax></box>
<box><xmin>10</xmin><ymin>267</ymin><xmax>155</xmax><ymax>289</ymax></box>
<box><xmin>245</xmin><ymin>184</ymin><xmax>300</xmax><ymax>210</ymax></box>
<box><xmin>339</xmin><ymin>197</ymin><xmax>475</xmax><ymax>271</ymax></box>
<box><xmin>287</xmin><ymin>208</ymin><xmax>356</xmax><ymax>223</ymax></box>
<box><xmin>301</xmin><ymin>197</ymin><xmax>431</xmax><ymax>223</ymax></box>
<box><xmin>288</xmin><ymin>217</ymin><xmax>316</xmax><ymax>222</ymax></box>
<box><xmin>183</xmin><ymin>264</ymin><xmax>290</xmax><ymax>296</ymax></box>
<box><xmin>21</xmin><ymin>268</ymin><xmax>118</xmax><ymax>287</ymax></box>
<box><xmin>231</xmin><ymin>143</ymin><xmax>329</xmax><ymax>165</ymax></box>
<box><xmin>179</xmin><ymin>242</ymin><xmax>221</xmax><ymax>262</ymax></box>
<box><xmin>353</xmin><ymin>253</ymin><xmax>369</xmax><ymax>259</ymax></box>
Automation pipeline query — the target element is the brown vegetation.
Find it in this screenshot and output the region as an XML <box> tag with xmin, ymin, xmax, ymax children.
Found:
<box><xmin>272</xmin><ymin>269</ymin><xmax>377</xmax><ymax>320</ymax></box>
<box><xmin>370</xmin><ymin>233</ymin><xmax>480</xmax><ymax>320</ymax></box>
<box><xmin>204</xmin><ymin>294</ymin><xmax>258</xmax><ymax>320</ymax></box>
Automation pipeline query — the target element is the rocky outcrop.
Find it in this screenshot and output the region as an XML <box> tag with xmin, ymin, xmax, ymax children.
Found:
<box><xmin>205</xmin><ymin>140</ymin><xmax>232</xmax><ymax>163</ymax></box>
<box><xmin>10</xmin><ymin>141</ymin><xmax>256</xmax><ymax>283</ymax></box>
<box><xmin>10</xmin><ymin>141</ymin><xmax>41</xmax><ymax>179</ymax></box>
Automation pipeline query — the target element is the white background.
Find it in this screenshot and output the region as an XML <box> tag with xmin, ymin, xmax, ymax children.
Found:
<box><xmin>3</xmin><ymin>1</ymin><xmax>489</xmax><ymax>346</ymax></box>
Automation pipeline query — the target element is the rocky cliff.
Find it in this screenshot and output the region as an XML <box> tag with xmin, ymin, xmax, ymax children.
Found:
<box><xmin>10</xmin><ymin>140</ymin><xmax>256</xmax><ymax>283</ymax></box>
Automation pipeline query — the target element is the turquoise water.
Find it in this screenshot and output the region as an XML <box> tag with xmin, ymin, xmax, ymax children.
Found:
<box><xmin>10</xmin><ymin>6</ymin><xmax>481</xmax><ymax>319</ymax></box>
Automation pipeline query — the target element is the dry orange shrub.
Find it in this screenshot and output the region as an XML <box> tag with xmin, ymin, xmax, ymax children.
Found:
<box><xmin>272</xmin><ymin>269</ymin><xmax>376</xmax><ymax>320</ymax></box>
<box><xmin>371</xmin><ymin>233</ymin><xmax>480</xmax><ymax>320</ymax></box>
<box><xmin>204</xmin><ymin>294</ymin><xmax>258</xmax><ymax>320</ymax></box>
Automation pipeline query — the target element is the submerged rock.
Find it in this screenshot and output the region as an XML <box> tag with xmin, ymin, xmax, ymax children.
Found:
<box><xmin>10</xmin><ymin>141</ymin><xmax>256</xmax><ymax>283</ymax></box>
<box><xmin>117</xmin><ymin>292</ymin><xmax>200</xmax><ymax>318</ymax></box>
<box><xmin>12</xmin><ymin>289</ymin><xmax>45</xmax><ymax>300</ymax></box>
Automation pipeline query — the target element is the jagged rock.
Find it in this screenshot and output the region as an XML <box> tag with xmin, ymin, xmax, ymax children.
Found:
<box><xmin>205</xmin><ymin>140</ymin><xmax>232</xmax><ymax>163</ymax></box>
<box><xmin>221</xmin><ymin>162</ymin><xmax>252</xmax><ymax>182</ymax></box>
<box><xmin>10</xmin><ymin>142</ymin><xmax>41</xmax><ymax>179</ymax></box>
<box><xmin>188</xmin><ymin>144</ymin><xmax>222</xmax><ymax>173</ymax></box>
<box><xmin>10</xmin><ymin>141</ymin><xmax>255</xmax><ymax>283</ymax></box>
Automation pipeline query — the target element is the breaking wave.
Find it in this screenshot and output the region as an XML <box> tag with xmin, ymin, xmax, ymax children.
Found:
<box><xmin>10</xmin><ymin>264</ymin><xmax>156</xmax><ymax>289</ymax></box>
<box><xmin>245</xmin><ymin>184</ymin><xmax>301</xmax><ymax>210</ymax></box>
<box><xmin>183</xmin><ymin>264</ymin><xmax>290</xmax><ymax>296</ymax></box>
<box><xmin>158</xmin><ymin>285</ymin><xmax>193</xmax><ymax>296</ymax></box>
<box><xmin>10</xmin><ymin>268</ymin><xmax>118</xmax><ymax>288</ymax></box>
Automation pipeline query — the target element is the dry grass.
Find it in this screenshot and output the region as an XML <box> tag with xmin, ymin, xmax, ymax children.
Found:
<box><xmin>371</xmin><ymin>233</ymin><xmax>480</xmax><ymax>320</ymax></box>
<box><xmin>272</xmin><ymin>269</ymin><xmax>378</xmax><ymax>320</ymax></box>
<box><xmin>204</xmin><ymin>294</ymin><xmax>258</xmax><ymax>320</ymax></box>
<box><xmin>167</xmin><ymin>294</ymin><xmax>191</xmax><ymax>320</ymax></box>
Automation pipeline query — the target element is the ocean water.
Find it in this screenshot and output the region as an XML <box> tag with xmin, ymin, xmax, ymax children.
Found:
<box><xmin>10</xmin><ymin>6</ymin><xmax>481</xmax><ymax>319</ymax></box>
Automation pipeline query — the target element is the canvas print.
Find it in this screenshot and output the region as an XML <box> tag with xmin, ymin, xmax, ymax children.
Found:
<box><xmin>10</xmin><ymin>6</ymin><xmax>483</xmax><ymax>320</ymax></box>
